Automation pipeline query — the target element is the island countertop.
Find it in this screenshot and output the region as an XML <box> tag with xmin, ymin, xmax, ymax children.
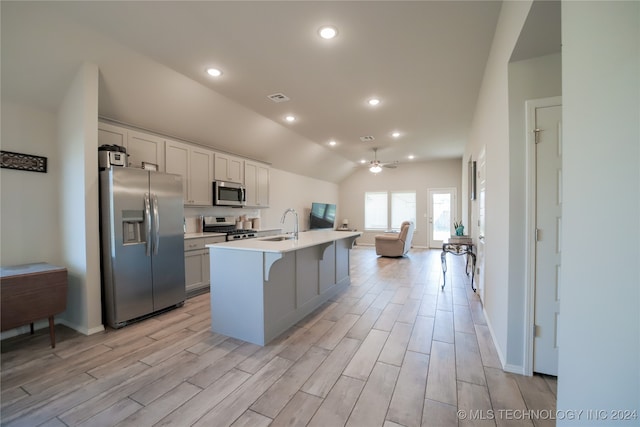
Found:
<box><xmin>208</xmin><ymin>229</ymin><xmax>361</xmax><ymax>345</ymax></box>
<box><xmin>206</xmin><ymin>230</ymin><xmax>361</xmax><ymax>253</ymax></box>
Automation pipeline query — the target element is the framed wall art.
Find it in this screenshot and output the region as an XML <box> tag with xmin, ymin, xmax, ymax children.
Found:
<box><xmin>0</xmin><ymin>150</ymin><xmax>48</xmax><ymax>173</ymax></box>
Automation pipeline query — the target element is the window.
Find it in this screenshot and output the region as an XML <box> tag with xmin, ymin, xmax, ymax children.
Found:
<box><xmin>365</xmin><ymin>191</ymin><xmax>416</xmax><ymax>230</ymax></box>
<box><xmin>391</xmin><ymin>192</ymin><xmax>416</xmax><ymax>229</ymax></box>
<box><xmin>364</xmin><ymin>192</ymin><xmax>387</xmax><ymax>229</ymax></box>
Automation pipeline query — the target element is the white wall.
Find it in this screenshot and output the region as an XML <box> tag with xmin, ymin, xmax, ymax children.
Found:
<box><xmin>558</xmin><ymin>2</ymin><xmax>639</xmax><ymax>422</ymax></box>
<box><xmin>0</xmin><ymin>102</ymin><xmax>61</xmax><ymax>266</ymax></box>
<box><xmin>0</xmin><ymin>64</ymin><xmax>104</xmax><ymax>337</ymax></box>
<box><xmin>0</xmin><ymin>102</ymin><xmax>64</xmax><ymax>339</ymax></box>
<box><xmin>464</xmin><ymin>0</ymin><xmax>533</xmax><ymax>367</ymax></box>
<box><xmin>338</xmin><ymin>159</ymin><xmax>462</xmax><ymax>247</ymax></box>
<box><xmin>57</xmin><ymin>63</ymin><xmax>103</xmax><ymax>335</ymax></box>
<box><xmin>261</xmin><ymin>168</ymin><xmax>339</xmax><ymax>233</ymax></box>
<box><xmin>506</xmin><ymin>52</ymin><xmax>562</xmax><ymax>371</ymax></box>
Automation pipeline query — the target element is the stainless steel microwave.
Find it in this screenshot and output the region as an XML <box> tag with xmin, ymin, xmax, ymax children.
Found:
<box><xmin>213</xmin><ymin>181</ymin><xmax>246</xmax><ymax>207</ymax></box>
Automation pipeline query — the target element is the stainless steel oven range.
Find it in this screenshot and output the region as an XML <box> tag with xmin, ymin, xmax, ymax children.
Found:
<box><xmin>203</xmin><ymin>216</ymin><xmax>257</xmax><ymax>241</ymax></box>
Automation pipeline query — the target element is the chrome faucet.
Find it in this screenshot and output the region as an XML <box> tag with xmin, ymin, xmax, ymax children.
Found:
<box><xmin>281</xmin><ymin>208</ymin><xmax>299</xmax><ymax>240</ymax></box>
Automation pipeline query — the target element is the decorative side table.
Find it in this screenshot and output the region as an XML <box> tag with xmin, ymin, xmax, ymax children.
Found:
<box><xmin>0</xmin><ymin>263</ymin><xmax>68</xmax><ymax>348</ymax></box>
<box><xmin>441</xmin><ymin>237</ymin><xmax>476</xmax><ymax>292</ymax></box>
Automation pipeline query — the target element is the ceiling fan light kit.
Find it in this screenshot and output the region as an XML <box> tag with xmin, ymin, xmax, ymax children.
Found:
<box><xmin>366</xmin><ymin>147</ymin><xmax>396</xmax><ymax>174</ymax></box>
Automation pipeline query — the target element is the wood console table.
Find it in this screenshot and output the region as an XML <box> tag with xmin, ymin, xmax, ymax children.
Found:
<box><xmin>0</xmin><ymin>263</ymin><xmax>68</xmax><ymax>348</ymax></box>
<box><xmin>441</xmin><ymin>238</ymin><xmax>476</xmax><ymax>292</ymax></box>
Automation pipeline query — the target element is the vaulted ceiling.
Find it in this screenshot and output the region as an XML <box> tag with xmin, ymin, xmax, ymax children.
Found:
<box><xmin>2</xmin><ymin>1</ymin><xmax>505</xmax><ymax>182</ymax></box>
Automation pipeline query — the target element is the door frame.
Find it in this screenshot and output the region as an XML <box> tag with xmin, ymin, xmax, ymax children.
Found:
<box><xmin>524</xmin><ymin>96</ymin><xmax>562</xmax><ymax>376</ymax></box>
<box><xmin>427</xmin><ymin>187</ymin><xmax>457</xmax><ymax>248</ymax></box>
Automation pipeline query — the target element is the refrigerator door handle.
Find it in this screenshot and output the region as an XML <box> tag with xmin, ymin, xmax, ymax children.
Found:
<box><xmin>144</xmin><ymin>193</ymin><xmax>152</xmax><ymax>256</ymax></box>
<box><xmin>152</xmin><ymin>193</ymin><xmax>160</xmax><ymax>255</ymax></box>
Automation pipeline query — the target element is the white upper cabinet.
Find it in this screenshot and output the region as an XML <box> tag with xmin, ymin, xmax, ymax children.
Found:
<box><xmin>99</xmin><ymin>122</ymin><xmax>263</xmax><ymax>208</ymax></box>
<box><xmin>214</xmin><ymin>153</ymin><xmax>244</xmax><ymax>184</ymax></box>
<box><xmin>245</xmin><ymin>161</ymin><xmax>270</xmax><ymax>208</ymax></box>
<box><xmin>164</xmin><ymin>140</ymin><xmax>190</xmax><ymax>201</ymax></box>
<box><xmin>189</xmin><ymin>146</ymin><xmax>214</xmax><ymax>206</ymax></box>
<box><xmin>126</xmin><ymin>130</ymin><xmax>165</xmax><ymax>171</ymax></box>
<box><xmin>165</xmin><ymin>139</ymin><xmax>214</xmax><ymax>206</ymax></box>
<box><xmin>98</xmin><ymin>122</ymin><xmax>127</xmax><ymax>148</ymax></box>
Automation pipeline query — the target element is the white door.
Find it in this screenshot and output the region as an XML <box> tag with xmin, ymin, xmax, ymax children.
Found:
<box><xmin>428</xmin><ymin>188</ymin><xmax>456</xmax><ymax>248</ymax></box>
<box><xmin>476</xmin><ymin>148</ymin><xmax>486</xmax><ymax>302</ymax></box>
<box><xmin>533</xmin><ymin>103</ymin><xmax>562</xmax><ymax>376</ymax></box>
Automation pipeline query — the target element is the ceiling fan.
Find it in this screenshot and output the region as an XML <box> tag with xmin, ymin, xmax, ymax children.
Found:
<box><xmin>365</xmin><ymin>148</ymin><xmax>398</xmax><ymax>174</ymax></box>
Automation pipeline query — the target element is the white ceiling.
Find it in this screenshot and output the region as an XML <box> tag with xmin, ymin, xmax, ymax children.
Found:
<box><xmin>1</xmin><ymin>1</ymin><xmax>505</xmax><ymax>183</ymax></box>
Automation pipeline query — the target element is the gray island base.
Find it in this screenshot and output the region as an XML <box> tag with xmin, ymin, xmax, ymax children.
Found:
<box><xmin>207</xmin><ymin>230</ymin><xmax>361</xmax><ymax>346</ymax></box>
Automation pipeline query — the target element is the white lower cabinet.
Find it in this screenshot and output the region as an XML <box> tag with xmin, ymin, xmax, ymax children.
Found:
<box><xmin>184</xmin><ymin>236</ymin><xmax>225</xmax><ymax>295</ymax></box>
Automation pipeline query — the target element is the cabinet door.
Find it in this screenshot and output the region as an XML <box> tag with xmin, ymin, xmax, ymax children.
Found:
<box><xmin>185</xmin><ymin>248</ymin><xmax>207</xmax><ymax>293</ymax></box>
<box><xmin>256</xmin><ymin>164</ymin><xmax>270</xmax><ymax>207</ymax></box>
<box><xmin>244</xmin><ymin>162</ymin><xmax>258</xmax><ymax>207</ymax></box>
<box><xmin>127</xmin><ymin>130</ymin><xmax>165</xmax><ymax>171</ymax></box>
<box><xmin>245</xmin><ymin>161</ymin><xmax>270</xmax><ymax>208</ymax></box>
<box><xmin>165</xmin><ymin>140</ymin><xmax>190</xmax><ymax>203</ymax></box>
<box><xmin>214</xmin><ymin>153</ymin><xmax>244</xmax><ymax>184</ymax></box>
<box><xmin>189</xmin><ymin>147</ymin><xmax>214</xmax><ymax>206</ymax></box>
<box><xmin>98</xmin><ymin>122</ymin><xmax>127</xmax><ymax>148</ymax></box>
<box><xmin>202</xmin><ymin>249</ymin><xmax>210</xmax><ymax>289</ymax></box>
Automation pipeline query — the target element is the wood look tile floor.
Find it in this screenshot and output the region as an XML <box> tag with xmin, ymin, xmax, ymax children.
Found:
<box><xmin>1</xmin><ymin>247</ymin><xmax>557</xmax><ymax>427</ymax></box>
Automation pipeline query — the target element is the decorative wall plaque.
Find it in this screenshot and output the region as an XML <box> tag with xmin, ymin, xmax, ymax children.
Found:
<box><xmin>0</xmin><ymin>151</ymin><xmax>48</xmax><ymax>173</ymax></box>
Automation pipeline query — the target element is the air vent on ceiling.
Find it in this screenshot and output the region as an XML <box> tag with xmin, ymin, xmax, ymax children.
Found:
<box><xmin>360</xmin><ymin>136</ymin><xmax>375</xmax><ymax>142</ymax></box>
<box><xmin>267</xmin><ymin>93</ymin><xmax>290</xmax><ymax>103</ymax></box>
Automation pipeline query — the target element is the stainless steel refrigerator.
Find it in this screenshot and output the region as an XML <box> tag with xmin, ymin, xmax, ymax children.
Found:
<box><xmin>99</xmin><ymin>167</ymin><xmax>185</xmax><ymax>328</ymax></box>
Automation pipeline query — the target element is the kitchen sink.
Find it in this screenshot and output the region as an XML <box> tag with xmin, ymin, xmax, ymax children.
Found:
<box><xmin>261</xmin><ymin>236</ymin><xmax>296</xmax><ymax>242</ymax></box>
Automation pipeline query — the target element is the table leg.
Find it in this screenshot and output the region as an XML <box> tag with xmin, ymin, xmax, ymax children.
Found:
<box><xmin>441</xmin><ymin>251</ymin><xmax>447</xmax><ymax>289</ymax></box>
<box><xmin>468</xmin><ymin>252</ymin><xmax>477</xmax><ymax>292</ymax></box>
<box><xmin>48</xmin><ymin>316</ymin><xmax>56</xmax><ymax>348</ymax></box>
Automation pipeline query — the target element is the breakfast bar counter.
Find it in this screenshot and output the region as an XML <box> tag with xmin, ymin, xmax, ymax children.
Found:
<box><xmin>206</xmin><ymin>230</ymin><xmax>361</xmax><ymax>345</ymax></box>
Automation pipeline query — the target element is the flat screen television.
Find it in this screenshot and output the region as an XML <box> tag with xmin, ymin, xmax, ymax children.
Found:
<box><xmin>310</xmin><ymin>202</ymin><xmax>336</xmax><ymax>230</ymax></box>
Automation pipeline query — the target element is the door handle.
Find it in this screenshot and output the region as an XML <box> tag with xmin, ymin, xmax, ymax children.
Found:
<box><xmin>144</xmin><ymin>193</ymin><xmax>152</xmax><ymax>256</ymax></box>
<box><xmin>478</xmin><ymin>235</ymin><xmax>485</xmax><ymax>241</ymax></box>
<box><xmin>152</xmin><ymin>193</ymin><xmax>160</xmax><ymax>255</ymax></box>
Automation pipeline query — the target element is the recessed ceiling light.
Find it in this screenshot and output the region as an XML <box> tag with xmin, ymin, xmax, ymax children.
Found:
<box><xmin>392</xmin><ymin>131</ymin><xmax>401</xmax><ymax>138</ymax></box>
<box><xmin>318</xmin><ymin>26</ymin><xmax>338</xmax><ymax>40</ymax></box>
<box><xmin>206</xmin><ymin>67</ymin><xmax>223</xmax><ymax>77</ymax></box>
<box><xmin>360</xmin><ymin>159</ymin><xmax>367</xmax><ymax>164</ymax></box>
<box><xmin>284</xmin><ymin>115</ymin><xmax>296</xmax><ymax>122</ymax></box>
<box><xmin>408</xmin><ymin>155</ymin><xmax>415</xmax><ymax>160</ymax></box>
<box><xmin>329</xmin><ymin>140</ymin><xmax>337</xmax><ymax>146</ymax></box>
<box><xmin>368</xmin><ymin>98</ymin><xmax>381</xmax><ymax>106</ymax></box>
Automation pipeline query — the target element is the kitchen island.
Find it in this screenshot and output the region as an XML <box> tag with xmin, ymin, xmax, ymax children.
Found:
<box><xmin>206</xmin><ymin>230</ymin><xmax>361</xmax><ymax>345</ymax></box>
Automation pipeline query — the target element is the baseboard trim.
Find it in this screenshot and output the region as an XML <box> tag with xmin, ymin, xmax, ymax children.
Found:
<box><xmin>58</xmin><ymin>319</ymin><xmax>105</xmax><ymax>336</ymax></box>
<box><xmin>483</xmin><ymin>305</ymin><xmax>507</xmax><ymax>370</ymax></box>
<box><xmin>504</xmin><ymin>363</ymin><xmax>527</xmax><ymax>375</ymax></box>
<box><xmin>0</xmin><ymin>317</ymin><xmax>104</xmax><ymax>340</ymax></box>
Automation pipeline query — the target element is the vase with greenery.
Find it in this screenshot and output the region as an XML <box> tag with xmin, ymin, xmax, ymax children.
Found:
<box><xmin>453</xmin><ymin>221</ymin><xmax>464</xmax><ymax>236</ymax></box>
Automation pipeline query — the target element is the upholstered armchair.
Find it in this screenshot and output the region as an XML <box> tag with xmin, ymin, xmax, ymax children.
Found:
<box><xmin>375</xmin><ymin>221</ymin><xmax>415</xmax><ymax>257</ymax></box>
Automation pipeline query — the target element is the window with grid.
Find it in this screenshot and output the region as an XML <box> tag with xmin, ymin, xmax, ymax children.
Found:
<box><xmin>391</xmin><ymin>191</ymin><xmax>416</xmax><ymax>229</ymax></box>
<box><xmin>364</xmin><ymin>191</ymin><xmax>416</xmax><ymax>230</ymax></box>
<box><xmin>364</xmin><ymin>192</ymin><xmax>388</xmax><ymax>230</ymax></box>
